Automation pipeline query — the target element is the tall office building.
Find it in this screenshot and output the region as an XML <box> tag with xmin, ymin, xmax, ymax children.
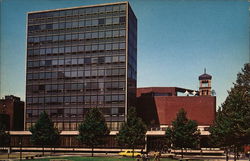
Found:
<box><xmin>26</xmin><ymin>2</ymin><xmax>137</xmax><ymax>131</ymax></box>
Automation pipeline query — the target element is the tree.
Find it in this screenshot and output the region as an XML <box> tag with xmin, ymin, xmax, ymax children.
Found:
<box><xmin>0</xmin><ymin>121</ymin><xmax>10</xmax><ymax>148</ymax></box>
<box><xmin>116</xmin><ymin>107</ymin><xmax>147</xmax><ymax>157</ymax></box>
<box><xmin>209</xmin><ymin>63</ymin><xmax>250</xmax><ymax>161</ymax></box>
<box><xmin>77</xmin><ymin>108</ymin><xmax>109</xmax><ymax>157</ymax></box>
<box><xmin>29</xmin><ymin>111</ymin><xmax>60</xmax><ymax>155</ymax></box>
<box><xmin>166</xmin><ymin>108</ymin><xmax>200</xmax><ymax>158</ymax></box>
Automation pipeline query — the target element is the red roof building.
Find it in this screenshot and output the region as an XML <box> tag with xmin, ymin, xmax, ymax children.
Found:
<box><xmin>136</xmin><ymin>71</ymin><xmax>216</xmax><ymax>131</ymax></box>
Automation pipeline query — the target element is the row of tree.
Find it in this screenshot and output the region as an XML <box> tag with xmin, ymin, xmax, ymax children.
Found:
<box><xmin>28</xmin><ymin>107</ymin><xmax>147</xmax><ymax>157</ymax></box>
<box><xmin>0</xmin><ymin>63</ymin><xmax>249</xmax><ymax>160</ymax></box>
<box><xmin>165</xmin><ymin>63</ymin><xmax>250</xmax><ymax>160</ymax></box>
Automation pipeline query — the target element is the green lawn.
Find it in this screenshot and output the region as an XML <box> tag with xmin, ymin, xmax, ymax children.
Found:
<box><xmin>22</xmin><ymin>156</ymin><xmax>202</xmax><ymax>161</ymax></box>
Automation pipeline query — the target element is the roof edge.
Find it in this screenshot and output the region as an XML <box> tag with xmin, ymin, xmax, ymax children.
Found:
<box><xmin>27</xmin><ymin>1</ymin><xmax>128</xmax><ymax>14</ymax></box>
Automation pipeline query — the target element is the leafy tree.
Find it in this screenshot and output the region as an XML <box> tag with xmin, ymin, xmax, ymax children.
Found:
<box><xmin>0</xmin><ymin>120</ymin><xmax>10</xmax><ymax>148</ymax></box>
<box><xmin>29</xmin><ymin>111</ymin><xmax>60</xmax><ymax>155</ymax></box>
<box><xmin>209</xmin><ymin>63</ymin><xmax>250</xmax><ymax>161</ymax></box>
<box><xmin>77</xmin><ymin>108</ymin><xmax>109</xmax><ymax>157</ymax></box>
<box><xmin>166</xmin><ymin>108</ymin><xmax>200</xmax><ymax>158</ymax></box>
<box><xmin>116</xmin><ymin>107</ymin><xmax>147</xmax><ymax>157</ymax></box>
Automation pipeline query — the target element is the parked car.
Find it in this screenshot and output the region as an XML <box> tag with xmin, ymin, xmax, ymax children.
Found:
<box><xmin>119</xmin><ymin>150</ymin><xmax>142</xmax><ymax>157</ymax></box>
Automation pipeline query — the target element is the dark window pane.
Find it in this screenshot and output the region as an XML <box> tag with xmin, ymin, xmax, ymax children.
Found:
<box><xmin>98</xmin><ymin>18</ymin><xmax>105</xmax><ymax>25</ymax></box>
<box><xmin>46</xmin><ymin>24</ymin><xmax>53</xmax><ymax>29</ymax></box>
<box><xmin>84</xmin><ymin>58</ymin><xmax>91</xmax><ymax>64</ymax></box>
<box><xmin>119</xmin><ymin>16</ymin><xmax>126</xmax><ymax>23</ymax></box>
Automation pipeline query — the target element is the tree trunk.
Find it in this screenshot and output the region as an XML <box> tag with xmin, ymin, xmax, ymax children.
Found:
<box><xmin>236</xmin><ymin>147</ymin><xmax>239</xmax><ymax>160</ymax></box>
<box><xmin>132</xmin><ymin>146</ymin><xmax>135</xmax><ymax>158</ymax></box>
<box><xmin>225</xmin><ymin>148</ymin><xmax>229</xmax><ymax>161</ymax></box>
<box><xmin>234</xmin><ymin>146</ymin><xmax>236</xmax><ymax>161</ymax></box>
<box><xmin>181</xmin><ymin>148</ymin><xmax>183</xmax><ymax>158</ymax></box>
<box><xmin>91</xmin><ymin>145</ymin><xmax>94</xmax><ymax>157</ymax></box>
<box><xmin>42</xmin><ymin>144</ymin><xmax>44</xmax><ymax>156</ymax></box>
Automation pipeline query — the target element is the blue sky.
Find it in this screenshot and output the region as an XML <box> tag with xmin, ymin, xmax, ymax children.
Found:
<box><xmin>0</xmin><ymin>0</ymin><xmax>249</xmax><ymax>108</ymax></box>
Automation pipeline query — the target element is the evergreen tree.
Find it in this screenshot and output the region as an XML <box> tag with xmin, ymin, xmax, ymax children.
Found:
<box><xmin>166</xmin><ymin>108</ymin><xmax>200</xmax><ymax>158</ymax></box>
<box><xmin>116</xmin><ymin>107</ymin><xmax>147</xmax><ymax>157</ymax></box>
<box><xmin>77</xmin><ymin>108</ymin><xmax>109</xmax><ymax>157</ymax></box>
<box><xmin>209</xmin><ymin>63</ymin><xmax>250</xmax><ymax>161</ymax></box>
<box><xmin>29</xmin><ymin>111</ymin><xmax>60</xmax><ymax>155</ymax></box>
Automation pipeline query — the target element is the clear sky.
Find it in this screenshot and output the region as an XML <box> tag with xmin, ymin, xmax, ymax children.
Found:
<box><xmin>0</xmin><ymin>0</ymin><xmax>249</xmax><ymax>109</ymax></box>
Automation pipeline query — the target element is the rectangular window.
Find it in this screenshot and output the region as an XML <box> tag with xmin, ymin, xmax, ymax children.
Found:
<box><xmin>53</xmin><ymin>35</ymin><xmax>59</xmax><ymax>41</ymax></box>
<box><xmin>106</xmin><ymin>31</ymin><xmax>112</xmax><ymax>37</ymax></box>
<box><xmin>53</xmin><ymin>23</ymin><xmax>59</xmax><ymax>29</ymax></box>
<box><xmin>105</xmin><ymin>57</ymin><xmax>112</xmax><ymax>63</ymax></box>
<box><xmin>85</xmin><ymin>71</ymin><xmax>90</xmax><ymax>77</ymax></box>
<box><xmin>106</xmin><ymin>44</ymin><xmax>112</xmax><ymax>50</ymax></box>
<box><xmin>72</xmin><ymin>46</ymin><xmax>78</xmax><ymax>52</ymax></box>
<box><xmin>78</xmin><ymin>70</ymin><xmax>84</xmax><ymax>77</ymax></box>
<box><xmin>65</xmin><ymin>34</ymin><xmax>71</xmax><ymax>40</ymax></box>
<box><xmin>98</xmin><ymin>57</ymin><xmax>105</xmax><ymax>63</ymax></box>
<box><xmin>59</xmin><ymin>35</ymin><xmax>64</xmax><ymax>41</ymax></box>
<box><xmin>113</xmin><ymin>56</ymin><xmax>119</xmax><ymax>62</ymax></box>
<box><xmin>120</xmin><ymin>42</ymin><xmax>126</xmax><ymax>49</ymax></box>
<box><xmin>86</xmin><ymin>20</ymin><xmax>91</xmax><ymax>26</ymax></box>
<box><xmin>99</xmin><ymin>44</ymin><xmax>105</xmax><ymax>50</ymax></box>
<box><xmin>113</xmin><ymin>30</ymin><xmax>119</xmax><ymax>37</ymax></box>
<box><xmin>71</xmin><ymin>71</ymin><xmax>77</xmax><ymax>77</ymax></box>
<box><xmin>65</xmin><ymin>58</ymin><xmax>71</xmax><ymax>65</ymax></box>
<box><xmin>120</xmin><ymin>30</ymin><xmax>125</xmax><ymax>36</ymax></box>
<box><xmin>72</xmin><ymin>34</ymin><xmax>78</xmax><ymax>40</ymax></box>
<box><xmin>113</xmin><ymin>17</ymin><xmax>119</xmax><ymax>24</ymax></box>
<box><xmin>65</xmin><ymin>46</ymin><xmax>71</xmax><ymax>53</ymax></box>
<box><xmin>59</xmin><ymin>22</ymin><xmax>65</xmax><ymax>29</ymax></box>
<box><xmin>78</xmin><ymin>58</ymin><xmax>84</xmax><ymax>64</ymax></box>
<box><xmin>45</xmin><ymin>60</ymin><xmax>52</xmax><ymax>66</ymax></box>
<box><xmin>92</xmin><ymin>32</ymin><xmax>98</xmax><ymax>39</ymax></box>
<box><xmin>92</xmin><ymin>44</ymin><xmax>98</xmax><ymax>51</ymax></box>
<box><xmin>106</xmin><ymin>18</ymin><xmax>112</xmax><ymax>25</ymax></box>
<box><xmin>46</xmin><ymin>48</ymin><xmax>52</xmax><ymax>54</ymax></box>
<box><xmin>85</xmin><ymin>45</ymin><xmax>91</xmax><ymax>51</ymax></box>
<box><xmin>99</xmin><ymin>32</ymin><xmax>105</xmax><ymax>38</ymax></box>
<box><xmin>98</xmin><ymin>69</ymin><xmax>104</xmax><ymax>76</ymax></box>
<box><xmin>59</xmin><ymin>47</ymin><xmax>64</xmax><ymax>53</ymax></box>
<box><xmin>119</xmin><ymin>16</ymin><xmax>126</xmax><ymax>23</ymax></box>
<box><xmin>92</xmin><ymin>19</ymin><xmax>98</xmax><ymax>26</ymax></box>
<box><xmin>85</xmin><ymin>32</ymin><xmax>91</xmax><ymax>39</ymax></box>
<box><xmin>52</xmin><ymin>59</ymin><xmax>58</xmax><ymax>65</ymax></box>
<box><xmin>79</xmin><ymin>20</ymin><xmax>85</xmax><ymax>27</ymax></box>
<box><xmin>112</xmin><ymin>43</ymin><xmax>119</xmax><ymax>50</ymax></box>
<box><xmin>79</xmin><ymin>33</ymin><xmax>84</xmax><ymax>40</ymax></box>
<box><xmin>98</xmin><ymin>18</ymin><xmax>105</xmax><ymax>25</ymax></box>
<box><xmin>46</xmin><ymin>24</ymin><xmax>53</xmax><ymax>30</ymax></box>
<box><xmin>58</xmin><ymin>59</ymin><xmax>64</xmax><ymax>65</ymax></box>
<box><xmin>72</xmin><ymin>21</ymin><xmax>78</xmax><ymax>28</ymax></box>
<box><xmin>52</xmin><ymin>48</ymin><xmax>58</xmax><ymax>54</ymax></box>
<box><xmin>40</xmin><ymin>48</ymin><xmax>46</xmax><ymax>55</ymax></box>
<box><xmin>111</xmin><ymin>107</ymin><xmax>118</xmax><ymax>114</ymax></box>
<box><xmin>119</xmin><ymin>56</ymin><xmax>125</xmax><ymax>62</ymax></box>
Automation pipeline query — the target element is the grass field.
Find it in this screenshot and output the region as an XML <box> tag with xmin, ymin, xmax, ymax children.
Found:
<box><xmin>0</xmin><ymin>153</ymin><xmax>204</xmax><ymax>161</ymax></box>
<box><xmin>24</xmin><ymin>156</ymin><xmax>177</xmax><ymax>161</ymax></box>
<box><xmin>20</xmin><ymin>156</ymin><xmax>203</xmax><ymax>161</ymax></box>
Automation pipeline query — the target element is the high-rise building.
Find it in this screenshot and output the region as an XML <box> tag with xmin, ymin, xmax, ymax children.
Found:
<box><xmin>25</xmin><ymin>2</ymin><xmax>137</xmax><ymax>131</ymax></box>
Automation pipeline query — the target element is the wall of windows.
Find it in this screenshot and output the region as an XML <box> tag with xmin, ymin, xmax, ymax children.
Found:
<box><xmin>26</xmin><ymin>2</ymin><xmax>136</xmax><ymax>131</ymax></box>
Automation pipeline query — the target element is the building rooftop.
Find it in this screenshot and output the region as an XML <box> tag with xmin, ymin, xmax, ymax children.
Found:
<box><xmin>137</xmin><ymin>87</ymin><xmax>198</xmax><ymax>97</ymax></box>
<box><xmin>199</xmin><ymin>69</ymin><xmax>212</xmax><ymax>80</ymax></box>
